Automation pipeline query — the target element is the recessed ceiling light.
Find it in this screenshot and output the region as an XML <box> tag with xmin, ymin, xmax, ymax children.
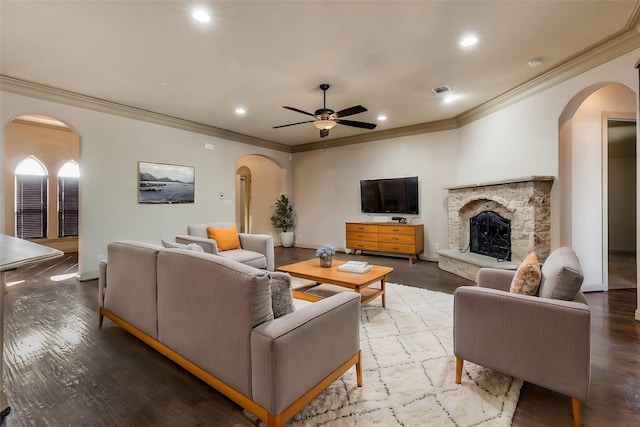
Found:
<box><xmin>192</xmin><ymin>10</ymin><xmax>211</xmax><ymax>23</ymax></box>
<box><xmin>377</xmin><ymin>115</ymin><xmax>387</xmax><ymax>121</ymax></box>
<box><xmin>459</xmin><ymin>35</ymin><xmax>478</xmax><ymax>48</ymax></box>
<box><xmin>444</xmin><ymin>95</ymin><xmax>458</xmax><ymax>103</ymax></box>
<box><xmin>235</xmin><ymin>107</ymin><xmax>246</xmax><ymax>115</ymax></box>
<box><xmin>528</xmin><ymin>58</ymin><xmax>542</xmax><ymax>68</ymax></box>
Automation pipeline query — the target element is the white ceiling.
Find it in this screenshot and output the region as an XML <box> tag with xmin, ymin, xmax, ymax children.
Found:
<box><xmin>1</xmin><ymin>1</ymin><xmax>639</xmax><ymax>147</ymax></box>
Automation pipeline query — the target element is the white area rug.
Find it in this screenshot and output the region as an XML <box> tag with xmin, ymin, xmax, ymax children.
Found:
<box><xmin>283</xmin><ymin>282</ymin><xmax>523</xmax><ymax>426</ymax></box>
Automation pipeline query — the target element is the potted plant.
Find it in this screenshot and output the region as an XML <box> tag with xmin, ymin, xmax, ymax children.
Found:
<box><xmin>316</xmin><ymin>245</ymin><xmax>336</xmax><ymax>267</ymax></box>
<box><xmin>270</xmin><ymin>194</ymin><xmax>295</xmax><ymax>247</ymax></box>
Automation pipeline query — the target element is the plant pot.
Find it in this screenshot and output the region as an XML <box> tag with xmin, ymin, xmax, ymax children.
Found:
<box><xmin>319</xmin><ymin>255</ymin><xmax>333</xmax><ymax>268</ymax></box>
<box><xmin>281</xmin><ymin>231</ymin><xmax>294</xmax><ymax>248</ymax></box>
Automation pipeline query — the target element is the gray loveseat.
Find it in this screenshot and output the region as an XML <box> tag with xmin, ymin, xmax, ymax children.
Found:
<box><xmin>176</xmin><ymin>222</ymin><xmax>275</xmax><ymax>271</ymax></box>
<box><xmin>453</xmin><ymin>247</ymin><xmax>590</xmax><ymax>427</ymax></box>
<box><xmin>98</xmin><ymin>241</ymin><xmax>362</xmax><ymax>426</ymax></box>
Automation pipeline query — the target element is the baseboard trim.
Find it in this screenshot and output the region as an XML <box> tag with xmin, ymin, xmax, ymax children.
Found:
<box><xmin>581</xmin><ymin>283</ymin><xmax>605</xmax><ymax>293</ymax></box>
<box><xmin>79</xmin><ymin>271</ymin><xmax>98</xmax><ymax>282</ymax></box>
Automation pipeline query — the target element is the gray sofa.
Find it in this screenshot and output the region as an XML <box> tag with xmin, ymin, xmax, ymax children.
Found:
<box><xmin>453</xmin><ymin>247</ymin><xmax>590</xmax><ymax>427</ymax></box>
<box><xmin>98</xmin><ymin>241</ymin><xmax>362</xmax><ymax>427</ymax></box>
<box><xmin>176</xmin><ymin>222</ymin><xmax>275</xmax><ymax>271</ymax></box>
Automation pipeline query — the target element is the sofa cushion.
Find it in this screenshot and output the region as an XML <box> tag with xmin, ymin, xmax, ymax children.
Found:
<box><xmin>538</xmin><ymin>247</ymin><xmax>584</xmax><ymax>300</ymax></box>
<box><xmin>268</xmin><ymin>272</ymin><xmax>295</xmax><ymax>318</ymax></box>
<box><xmin>207</xmin><ymin>225</ymin><xmax>241</xmax><ymax>251</ymax></box>
<box><xmin>218</xmin><ymin>249</ymin><xmax>267</xmax><ymax>270</ymax></box>
<box><xmin>509</xmin><ymin>251</ymin><xmax>541</xmax><ymax>296</ymax></box>
<box><xmin>161</xmin><ymin>238</ymin><xmax>204</xmax><ymax>252</ymax></box>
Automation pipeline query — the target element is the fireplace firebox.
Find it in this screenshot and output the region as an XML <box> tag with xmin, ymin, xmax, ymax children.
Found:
<box><xmin>470</xmin><ymin>211</ymin><xmax>511</xmax><ymax>261</ymax></box>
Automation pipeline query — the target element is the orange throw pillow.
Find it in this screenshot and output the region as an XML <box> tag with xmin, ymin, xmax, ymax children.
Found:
<box><xmin>207</xmin><ymin>225</ymin><xmax>241</xmax><ymax>251</ymax></box>
<box><xmin>509</xmin><ymin>251</ymin><xmax>541</xmax><ymax>296</ymax></box>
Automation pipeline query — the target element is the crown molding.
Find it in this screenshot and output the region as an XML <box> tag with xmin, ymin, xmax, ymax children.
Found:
<box><xmin>626</xmin><ymin>0</ymin><xmax>640</xmax><ymax>29</ymax></box>
<box><xmin>2</xmin><ymin>25</ymin><xmax>639</xmax><ymax>154</ymax></box>
<box><xmin>0</xmin><ymin>75</ymin><xmax>292</xmax><ymax>153</ymax></box>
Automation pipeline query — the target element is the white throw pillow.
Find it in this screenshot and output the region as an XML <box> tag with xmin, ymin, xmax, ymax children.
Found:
<box><xmin>160</xmin><ymin>238</ymin><xmax>204</xmax><ymax>253</ymax></box>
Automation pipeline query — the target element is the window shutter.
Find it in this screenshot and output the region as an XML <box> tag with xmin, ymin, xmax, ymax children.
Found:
<box><xmin>16</xmin><ymin>175</ymin><xmax>48</xmax><ymax>239</ymax></box>
<box><xmin>58</xmin><ymin>176</ymin><xmax>79</xmax><ymax>237</ymax></box>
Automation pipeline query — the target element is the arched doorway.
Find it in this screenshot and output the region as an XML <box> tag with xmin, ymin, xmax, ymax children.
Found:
<box><xmin>236</xmin><ymin>166</ymin><xmax>251</xmax><ymax>233</ymax></box>
<box><xmin>235</xmin><ymin>155</ymin><xmax>287</xmax><ymax>242</ymax></box>
<box><xmin>3</xmin><ymin>115</ymin><xmax>81</xmax><ymax>255</ymax></box>
<box><xmin>558</xmin><ymin>83</ymin><xmax>636</xmax><ymax>294</ymax></box>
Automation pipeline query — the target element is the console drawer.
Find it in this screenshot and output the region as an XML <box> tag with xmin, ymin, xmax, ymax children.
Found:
<box><xmin>346</xmin><ymin>223</ymin><xmax>379</xmax><ymax>234</ymax></box>
<box><xmin>378</xmin><ymin>234</ymin><xmax>416</xmax><ymax>244</ymax></box>
<box><xmin>346</xmin><ymin>240</ymin><xmax>379</xmax><ymax>251</ymax></box>
<box><xmin>346</xmin><ymin>231</ymin><xmax>378</xmax><ymax>242</ymax></box>
<box><xmin>378</xmin><ymin>225</ymin><xmax>416</xmax><ymax>235</ymax></box>
<box><xmin>378</xmin><ymin>242</ymin><xmax>415</xmax><ymax>254</ymax></box>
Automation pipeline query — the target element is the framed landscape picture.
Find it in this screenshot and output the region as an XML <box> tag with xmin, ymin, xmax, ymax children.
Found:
<box><xmin>138</xmin><ymin>161</ymin><xmax>195</xmax><ymax>204</ymax></box>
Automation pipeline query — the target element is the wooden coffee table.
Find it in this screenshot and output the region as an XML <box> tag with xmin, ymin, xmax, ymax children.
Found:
<box><xmin>277</xmin><ymin>259</ymin><xmax>393</xmax><ymax>307</ymax></box>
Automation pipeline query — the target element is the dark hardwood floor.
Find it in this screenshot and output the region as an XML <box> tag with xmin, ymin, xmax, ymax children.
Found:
<box><xmin>3</xmin><ymin>248</ymin><xmax>639</xmax><ymax>426</ymax></box>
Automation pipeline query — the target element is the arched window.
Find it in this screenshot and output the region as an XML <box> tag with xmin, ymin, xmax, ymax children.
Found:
<box><xmin>15</xmin><ymin>156</ymin><xmax>48</xmax><ymax>239</ymax></box>
<box><xmin>58</xmin><ymin>160</ymin><xmax>79</xmax><ymax>238</ymax></box>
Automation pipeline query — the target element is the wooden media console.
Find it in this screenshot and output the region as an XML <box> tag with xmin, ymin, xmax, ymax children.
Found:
<box><xmin>345</xmin><ymin>222</ymin><xmax>424</xmax><ymax>264</ymax></box>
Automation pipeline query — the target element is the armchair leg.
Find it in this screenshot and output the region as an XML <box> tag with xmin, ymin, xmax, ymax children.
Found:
<box><xmin>572</xmin><ymin>398</ymin><xmax>581</xmax><ymax>427</ymax></box>
<box><xmin>455</xmin><ymin>357</ymin><xmax>463</xmax><ymax>384</ymax></box>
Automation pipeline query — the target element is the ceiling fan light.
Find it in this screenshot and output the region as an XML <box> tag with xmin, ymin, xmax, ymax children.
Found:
<box><xmin>313</xmin><ymin>120</ymin><xmax>337</xmax><ymax>130</ymax></box>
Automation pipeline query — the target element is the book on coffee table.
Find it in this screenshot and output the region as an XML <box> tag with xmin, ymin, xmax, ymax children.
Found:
<box><xmin>338</xmin><ymin>261</ymin><xmax>371</xmax><ymax>273</ymax></box>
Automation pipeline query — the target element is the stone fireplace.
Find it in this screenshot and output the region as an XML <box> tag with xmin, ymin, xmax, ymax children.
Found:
<box><xmin>438</xmin><ymin>176</ymin><xmax>554</xmax><ymax>281</ymax></box>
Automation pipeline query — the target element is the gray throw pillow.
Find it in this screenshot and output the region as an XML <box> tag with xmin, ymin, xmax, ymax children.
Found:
<box><xmin>268</xmin><ymin>272</ymin><xmax>295</xmax><ymax>318</ymax></box>
<box><xmin>538</xmin><ymin>247</ymin><xmax>584</xmax><ymax>300</ymax></box>
<box><xmin>160</xmin><ymin>238</ymin><xmax>204</xmax><ymax>253</ymax></box>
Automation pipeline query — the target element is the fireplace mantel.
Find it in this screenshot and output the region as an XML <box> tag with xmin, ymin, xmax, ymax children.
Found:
<box><xmin>438</xmin><ymin>176</ymin><xmax>554</xmax><ymax>281</ymax></box>
<box><xmin>445</xmin><ymin>176</ymin><xmax>555</xmax><ymax>191</ymax></box>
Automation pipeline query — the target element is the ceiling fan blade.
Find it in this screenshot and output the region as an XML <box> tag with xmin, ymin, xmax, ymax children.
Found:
<box><xmin>320</xmin><ymin>129</ymin><xmax>330</xmax><ymax>138</ymax></box>
<box><xmin>273</xmin><ymin>120</ymin><xmax>314</xmax><ymax>129</ymax></box>
<box><xmin>283</xmin><ymin>106</ymin><xmax>316</xmax><ymax>117</ymax></box>
<box><xmin>335</xmin><ymin>119</ymin><xmax>377</xmax><ymax>130</ymax></box>
<box><xmin>335</xmin><ymin>105</ymin><xmax>367</xmax><ymax>118</ymax></box>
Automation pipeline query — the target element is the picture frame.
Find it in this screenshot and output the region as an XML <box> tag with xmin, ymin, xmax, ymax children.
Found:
<box><xmin>138</xmin><ymin>161</ymin><xmax>195</xmax><ymax>204</ymax></box>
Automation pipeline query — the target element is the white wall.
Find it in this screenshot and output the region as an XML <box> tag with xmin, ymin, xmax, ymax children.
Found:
<box><xmin>457</xmin><ymin>91</ymin><xmax>560</xmax><ymax>184</ymax></box>
<box><xmin>0</xmin><ymin>92</ymin><xmax>291</xmax><ymax>279</ymax></box>
<box><xmin>292</xmin><ymin>131</ymin><xmax>458</xmax><ymax>260</ymax></box>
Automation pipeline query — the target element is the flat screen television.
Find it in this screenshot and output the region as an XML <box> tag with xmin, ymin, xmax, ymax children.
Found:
<box><xmin>360</xmin><ymin>176</ymin><xmax>419</xmax><ymax>215</ymax></box>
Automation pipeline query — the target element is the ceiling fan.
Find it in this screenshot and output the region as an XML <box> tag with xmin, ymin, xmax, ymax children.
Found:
<box><xmin>273</xmin><ymin>84</ymin><xmax>377</xmax><ymax>138</ymax></box>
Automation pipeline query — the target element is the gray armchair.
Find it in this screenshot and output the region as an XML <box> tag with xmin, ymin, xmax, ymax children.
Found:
<box><xmin>453</xmin><ymin>247</ymin><xmax>590</xmax><ymax>427</ymax></box>
<box><xmin>176</xmin><ymin>222</ymin><xmax>275</xmax><ymax>271</ymax></box>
